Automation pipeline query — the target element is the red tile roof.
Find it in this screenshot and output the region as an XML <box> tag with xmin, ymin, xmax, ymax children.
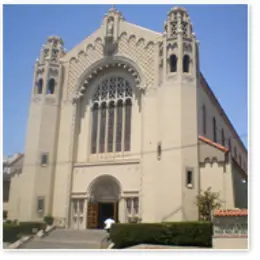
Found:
<box><xmin>214</xmin><ymin>209</ymin><xmax>248</xmax><ymax>216</ymax></box>
<box><xmin>199</xmin><ymin>135</ymin><xmax>228</xmax><ymax>153</ymax></box>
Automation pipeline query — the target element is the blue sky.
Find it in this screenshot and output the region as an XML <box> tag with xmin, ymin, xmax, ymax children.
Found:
<box><xmin>3</xmin><ymin>4</ymin><xmax>248</xmax><ymax>156</ymax></box>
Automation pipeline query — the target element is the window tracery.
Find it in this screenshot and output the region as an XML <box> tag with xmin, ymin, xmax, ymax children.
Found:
<box><xmin>90</xmin><ymin>76</ymin><xmax>133</xmax><ymax>154</ymax></box>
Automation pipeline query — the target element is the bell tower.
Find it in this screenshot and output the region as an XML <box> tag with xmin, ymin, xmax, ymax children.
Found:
<box><xmin>19</xmin><ymin>36</ymin><xmax>65</xmax><ymax>221</ymax></box>
<box><xmin>163</xmin><ymin>7</ymin><xmax>199</xmax><ymax>82</ymax></box>
<box><xmin>154</xmin><ymin>7</ymin><xmax>200</xmax><ymax>221</ymax></box>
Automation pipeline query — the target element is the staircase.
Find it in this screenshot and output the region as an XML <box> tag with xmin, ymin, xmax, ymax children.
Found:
<box><xmin>20</xmin><ymin>229</ymin><xmax>109</xmax><ymax>249</ymax></box>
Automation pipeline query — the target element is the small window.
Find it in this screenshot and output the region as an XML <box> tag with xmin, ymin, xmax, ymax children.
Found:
<box><xmin>202</xmin><ymin>105</ymin><xmax>207</xmax><ymax>135</ymax></box>
<box><xmin>41</xmin><ymin>153</ymin><xmax>48</xmax><ymax>166</ymax></box>
<box><xmin>126</xmin><ymin>198</ymin><xmax>132</xmax><ymax>214</ymax></box>
<box><xmin>213</xmin><ymin>117</ymin><xmax>217</xmax><ymax>142</ymax></box>
<box><xmin>183</xmin><ymin>55</ymin><xmax>190</xmax><ymax>73</ymax></box>
<box><xmin>37</xmin><ymin>197</ymin><xmax>45</xmax><ymax>213</ymax></box>
<box><xmin>47</xmin><ymin>78</ymin><xmax>55</xmax><ymax>94</ymax></box>
<box><xmin>157</xmin><ymin>142</ymin><xmax>162</xmax><ymax>160</ymax></box>
<box><xmin>186</xmin><ymin>169</ymin><xmax>193</xmax><ymax>188</ymax></box>
<box><xmin>133</xmin><ymin>197</ymin><xmax>139</xmax><ymax>214</ymax></box>
<box><xmin>221</xmin><ymin>128</ymin><xmax>225</xmax><ymax>146</ymax></box>
<box><xmin>169</xmin><ymin>54</ymin><xmax>177</xmax><ymax>72</ymax></box>
<box><xmin>239</xmin><ymin>155</ymin><xmax>242</xmax><ymax>166</ymax></box>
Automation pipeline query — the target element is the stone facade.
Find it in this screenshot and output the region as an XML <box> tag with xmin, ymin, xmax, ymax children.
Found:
<box><xmin>7</xmin><ymin>6</ymin><xmax>247</xmax><ymax>229</ymax></box>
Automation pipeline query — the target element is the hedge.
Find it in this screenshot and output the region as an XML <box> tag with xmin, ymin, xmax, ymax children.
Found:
<box><xmin>3</xmin><ymin>224</ymin><xmax>20</xmax><ymax>243</ymax></box>
<box><xmin>19</xmin><ymin>222</ymin><xmax>46</xmax><ymax>235</ymax></box>
<box><xmin>3</xmin><ymin>210</ymin><xmax>8</xmax><ymax>220</ymax></box>
<box><xmin>3</xmin><ymin>221</ymin><xmax>46</xmax><ymax>243</ymax></box>
<box><xmin>110</xmin><ymin>221</ymin><xmax>213</xmax><ymax>249</ymax></box>
<box><xmin>44</xmin><ymin>215</ymin><xmax>54</xmax><ymax>226</ymax></box>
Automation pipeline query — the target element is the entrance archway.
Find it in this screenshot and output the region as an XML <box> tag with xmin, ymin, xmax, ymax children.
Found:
<box><xmin>87</xmin><ymin>175</ymin><xmax>121</xmax><ymax>229</ymax></box>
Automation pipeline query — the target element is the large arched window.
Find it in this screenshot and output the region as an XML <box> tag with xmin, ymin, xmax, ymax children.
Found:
<box><xmin>202</xmin><ymin>105</ymin><xmax>206</xmax><ymax>135</ymax></box>
<box><xmin>124</xmin><ymin>99</ymin><xmax>132</xmax><ymax>151</ymax></box>
<box><xmin>47</xmin><ymin>78</ymin><xmax>55</xmax><ymax>94</ymax></box>
<box><xmin>183</xmin><ymin>55</ymin><xmax>190</xmax><ymax>73</ymax></box>
<box><xmin>36</xmin><ymin>78</ymin><xmax>43</xmax><ymax>94</ymax></box>
<box><xmin>90</xmin><ymin>76</ymin><xmax>133</xmax><ymax>154</ymax></box>
<box><xmin>91</xmin><ymin>103</ymin><xmax>99</xmax><ymax>154</ymax></box>
<box><xmin>116</xmin><ymin>100</ymin><xmax>123</xmax><ymax>152</ymax></box>
<box><xmin>169</xmin><ymin>54</ymin><xmax>177</xmax><ymax>72</ymax></box>
<box><xmin>107</xmin><ymin>101</ymin><xmax>115</xmax><ymax>153</ymax></box>
<box><xmin>99</xmin><ymin>102</ymin><xmax>107</xmax><ymax>153</ymax></box>
<box><xmin>213</xmin><ymin>117</ymin><xmax>217</xmax><ymax>142</ymax></box>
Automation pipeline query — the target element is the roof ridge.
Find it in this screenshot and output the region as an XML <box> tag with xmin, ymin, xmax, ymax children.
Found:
<box><xmin>198</xmin><ymin>135</ymin><xmax>228</xmax><ymax>153</ymax></box>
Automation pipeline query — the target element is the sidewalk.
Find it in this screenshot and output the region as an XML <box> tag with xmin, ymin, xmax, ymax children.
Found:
<box><xmin>125</xmin><ymin>244</ymin><xmax>205</xmax><ymax>249</ymax></box>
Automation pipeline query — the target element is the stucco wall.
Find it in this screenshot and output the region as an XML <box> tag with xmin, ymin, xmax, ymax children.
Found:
<box><xmin>8</xmin><ymin>173</ymin><xmax>22</xmax><ymax>220</ymax></box>
<box><xmin>199</xmin><ymin>141</ymin><xmax>235</xmax><ymax>209</ymax></box>
<box><xmin>213</xmin><ymin>237</ymin><xmax>248</xmax><ymax>249</ymax></box>
<box><xmin>197</xmin><ymin>77</ymin><xmax>247</xmax><ymax>172</ymax></box>
<box><xmin>6</xmin><ymin>156</ymin><xmax>24</xmax><ymax>220</ymax></box>
<box><xmin>72</xmin><ymin>161</ymin><xmax>141</xmax><ymax>194</ymax></box>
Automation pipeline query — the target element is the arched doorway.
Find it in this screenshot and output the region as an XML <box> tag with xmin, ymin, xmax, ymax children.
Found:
<box><xmin>87</xmin><ymin>175</ymin><xmax>121</xmax><ymax>229</ymax></box>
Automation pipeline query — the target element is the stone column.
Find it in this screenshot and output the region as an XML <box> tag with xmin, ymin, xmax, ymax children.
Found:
<box><xmin>118</xmin><ymin>197</ymin><xmax>125</xmax><ymax>223</ymax></box>
<box><xmin>84</xmin><ymin>198</ymin><xmax>88</xmax><ymax>229</ymax></box>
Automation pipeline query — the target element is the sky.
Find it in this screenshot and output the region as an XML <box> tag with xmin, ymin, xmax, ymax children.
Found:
<box><xmin>3</xmin><ymin>4</ymin><xmax>248</xmax><ymax>156</ymax></box>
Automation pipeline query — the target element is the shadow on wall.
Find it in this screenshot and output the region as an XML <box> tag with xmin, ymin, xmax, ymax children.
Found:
<box><xmin>161</xmin><ymin>205</ymin><xmax>187</xmax><ymax>222</ymax></box>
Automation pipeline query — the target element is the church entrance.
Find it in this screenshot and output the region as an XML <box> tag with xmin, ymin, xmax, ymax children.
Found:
<box><xmin>87</xmin><ymin>175</ymin><xmax>121</xmax><ymax>229</ymax></box>
<box><xmin>98</xmin><ymin>202</ymin><xmax>118</xmax><ymax>228</ymax></box>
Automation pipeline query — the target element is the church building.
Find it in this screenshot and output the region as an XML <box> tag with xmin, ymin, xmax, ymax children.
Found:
<box><xmin>7</xmin><ymin>6</ymin><xmax>247</xmax><ymax>229</ymax></box>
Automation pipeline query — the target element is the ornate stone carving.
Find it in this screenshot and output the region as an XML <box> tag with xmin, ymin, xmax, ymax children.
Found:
<box><xmin>74</xmin><ymin>61</ymin><xmax>141</xmax><ymax>102</ymax></box>
<box><xmin>49</xmin><ymin>67</ymin><xmax>59</xmax><ymax>77</ymax></box>
<box><xmin>107</xmin><ymin>17</ymin><xmax>114</xmax><ymax>38</ymax></box>
<box><xmin>36</xmin><ymin>67</ymin><xmax>45</xmax><ymax>75</ymax></box>
<box><xmin>183</xmin><ymin>42</ymin><xmax>192</xmax><ymax>53</ymax></box>
<box><xmin>66</xmin><ymin>32</ymin><xmax>156</xmax><ymax>100</ymax></box>
<box><xmin>165</xmin><ymin>7</ymin><xmax>194</xmax><ymax>39</ymax></box>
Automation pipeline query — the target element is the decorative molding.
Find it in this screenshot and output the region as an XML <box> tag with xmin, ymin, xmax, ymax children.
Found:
<box><xmin>36</xmin><ymin>68</ymin><xmax>45</xmax><ymax>75</ymax></box>
<box><xmin>73</xmin><ymin>60</ymin><xmax>142</xmax><ymax>102</ymax></box>
<box><xmin>73</xmin><ymin>158</ymin><xmax>141</xmax><ymax>168</ymax></box>
<box><xmin>183</xmin><ymin>42</ymin><xmax>192</xmax><ymax>53</ymax></box>
<box><xmin>66</xmin><ymin>32</ymin><xmax>157</xmax><ymax>100</ymax></box>
<box><xmin>49</xmin><ymin>68</ymin><xmax>59</xmax><ymax>77</ymax></box>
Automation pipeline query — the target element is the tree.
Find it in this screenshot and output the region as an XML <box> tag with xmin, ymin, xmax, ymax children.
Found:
<box><xmin>195</xmin><ymin>187</ymin><xmax>221</xmax><ymax>221</ymax></box>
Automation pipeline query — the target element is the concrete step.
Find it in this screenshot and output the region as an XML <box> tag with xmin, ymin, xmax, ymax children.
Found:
<box><xmin>19</xmin><ymin>229</ymin><xmax>108</xmax><ymax>249</ymax></box>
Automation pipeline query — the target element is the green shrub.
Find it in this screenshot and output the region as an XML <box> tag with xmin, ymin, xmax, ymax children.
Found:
<box><xmin>3</xmin><ymin>223</ymin><xmax>20</xmax><ymax>243</ymax></box>
<box><xmin>110</xmin><ymin>222</ymin><xmax>213</xmax><ymax>249</ymax></box>
<box><xmin>3</xmin><ymin>210</ymin><xmax>8</xmax><ymax>220</ymax></box>
<box><xmin>43</xmin><ymin>215</ymin><xmax>54</xmax><ymax>226</ymax></box>
<box><xmin>19</xmin><ymin>221</ymin><xmax>46</xmax><ymax>235</ymax></box>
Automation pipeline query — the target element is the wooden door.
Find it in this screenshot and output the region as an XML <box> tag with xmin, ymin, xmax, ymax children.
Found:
<box><xmin>87</xmin><ymin>202</ymin><xmax>98</xmax><ymax>228</ymax></box>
